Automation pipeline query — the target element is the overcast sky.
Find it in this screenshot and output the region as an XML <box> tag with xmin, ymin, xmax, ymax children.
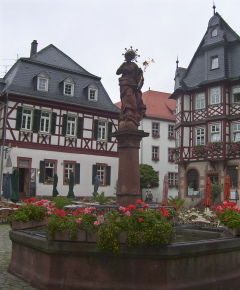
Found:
<box><xmin>1</xmin><ymin>0</ymin><xmax>240</xmax><ymax>103</ymax></box>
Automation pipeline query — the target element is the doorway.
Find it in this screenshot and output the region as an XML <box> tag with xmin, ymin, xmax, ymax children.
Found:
<box><xmin>18</xmin><ymin>168</ymin><xmax>30</xmax><ymax>197</ymax></box>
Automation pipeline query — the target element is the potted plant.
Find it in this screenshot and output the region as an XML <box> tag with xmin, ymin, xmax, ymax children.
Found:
<box><xmin>9</xmin><ymin>198</ymin><xmax>52</xmax><ymax>230</ymax></box>
<box><xmin>192</xmin><ymin>145</ymin><xmax>206</xmax><ymax>156</ymax></box>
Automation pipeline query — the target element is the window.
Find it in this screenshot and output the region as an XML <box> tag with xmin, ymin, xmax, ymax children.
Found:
<box><xmin>93</xmin><ymin>119</ymin><xmax>113</xmax><ymax>142</ymax></box>
<box><xmin>62</xmin><ymin>115</ymin><xmax>83</xmax><ymax>138</ymax></box>
<box><xmin>37</xmin><ymin>72</ymin><xmax>49</xmax><ymax>91</ymax></box>
<box><xmin>40</xmin><ymin>112</ymin><xmax>51</xmax><ymax>133</ymax></box>
<box><xmin>39</xmin><ymin>160</ymin><xmax>57</xmax><ymax>184</ymax></box>
<box><xmin>22</xmin><ymin>108</ymin><xmax>33</xmax><ymax>130</ymax></box>
<box><xmin>152</xmin><ymin>146</ymin><xmax>159</xmax><ymax>160</ymax></box>
<box><xmin>168</xmin><ymin>148</ymin><xmax>174</xmax><ymax>161</ymax></box>
<box><xmin>176</xmin><ymin>97</ymin><xmax>181</xmax><ymax>114</ymax></box>
<box><xmin>195</xmin><ymin>127</ymin><xmax>205</xmax><ymax>145</ymax></box>
<box><xmin>88</xmin><ymin>84</ymin><xmax>98</xmax><ymax>101</ymax></box>
<box><xmin>232</xmin><ymin>123</ymin><xmax>240</xmax><ymax>142</ymax></box>
<box><xmin>66</xmin><ymin>116</ymin><xmax>76</xmax><ymax>136</ymax></box>
<box><xmin>232</xmin><ymin>86</ymin><xmax>240</xmax><ymax>103</ymax></box>
<box><xmin>152</xmin><ymin>122</ymin><xmax>159</xmax><ymax>137</ymax></box>
<box><xmin>195</xmin><ymin>93</ymin><xmax>205</xmax><ymax>110</ymax></box>
<box><xmin>211</xmin><ymin>28</ymin><xmax>217</xmax><ymax>37</ymax></box>
<box><xmin>211</xmin><ymin>56</ymin><xmax>219</xmax><ymax>69</ymax></box>
<box><xmin>227</xmin><ymin>166</ymin><xmax>238</xmax><ymax>188</ymax></box>
<box><xmin>210</xmin><ymin>87</ymin><xmax>221</xmax><ymax>104</ymax></box>
<box><xmin>63</xmin><ymin>161</ymin><xmax>80</xmax><ymax>184</ymax></box>
<box><xmin>63</xmin><ymin>77</ymin><xmax>75</xmax><ymax>96</ymax></box>
<box><xmin>168</xmin><ymin>125</ymin><xmax>174</xmax><ymax>138</ymax></box>
<box><xmin>187</xmin><ymin>169</ymin><xmax>199</xmax><ymax>196</ymax></box>
<box><xmin>175</xmin><ymin>130</ymin><xmax>180</xmax><ymax>147</ymax></box>
<box><xmin>92</xmin><ymin>164</ymin><xmax>111</xmax><ymax>187</ymax></box>
<box><xmin>168</xmin><ymin>172</ymin><xmax>178</xmax><ymax>186</ymax></box>
<box><xmin>210</xmin><ymin>124</ymin><xmax>221</xmax><ymax>142</ymax></box>
<box><xmin>38</xmin><ymin>78</ymin><xmax>48</xmax><ymax>91</ymax></box>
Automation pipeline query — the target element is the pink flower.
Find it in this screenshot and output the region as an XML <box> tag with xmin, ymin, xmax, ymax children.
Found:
<box><xmin>125</xmin><ymin>211</ymin><xmax>130</xmax><ymax>216</ymax></box>
<box><xmin>119</xmin><ymin>206</ymin><xmax>125</xmax><ymax>212</ymax></box>
<box><xmin>76</xmin><ymin>218</ymin><xmax>82</xmax><ymax>224</ymax></box>
<box><xmin>136</xmin><ymin>199</ymin><xmax>144</xmax><ymax>205</ymax></box>
<box><xmin>143</xmin><ymin>204</ymin><xmax>149</xmax><ymax>208</ymax></box>
<box><xmin>94</xmin><ymin>221</ymin><xmax>101</xmax><ymax>226</ymax></box>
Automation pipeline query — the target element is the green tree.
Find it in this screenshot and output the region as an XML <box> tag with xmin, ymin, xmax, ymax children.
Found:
<box><xmin>210</xmin><ymin>180</ymin><xmax>222</xmax><ymax>205</ymax></box>
<box><xmin>140</xmin><ymin>164</ymin><xmax>159</xmax><ymax>191</ymax></box>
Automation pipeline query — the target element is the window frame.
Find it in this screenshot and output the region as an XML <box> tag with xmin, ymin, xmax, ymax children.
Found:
<box><xmin>175</xmin><ymin>130</ymin><xmax>180</xmax><ymax>147</ymax></box>
<box><xmin>195</xmin><ymin>127</ymin><xmax>205</xmax><ymax>145</ymax></box>
<box><xmin>211</xmin><ymin>28</ymin><xmax>218</xmax><ymax>37</ymax></box>
<box><xmin>152</xmin><ymin>146</ymin><xmax>159</xmax><ymax>160</ymax></box>
<box><xmin>37</xmin><ymin>77</ymin><xmax>48</xmax><ymax>91</ymax></box>
<box><xmin>187</xmin><ymin>169</ymin><xmax>199</xmax><ymax>196</ymax></box>
<box><xmin>227</xmin><ymin>165</ymin><xmax>238</xmax><ymax>188</ymax></box>
<box><xmin>168</xmin><ymin>148</ymin><xmax>174</xmax><ymax>162</ymax></box>
<box><xmin>152</xmin><ymin>122</ymin><xmax>160</xmax><ymax>138</ymax></box>
<box><xmin>211</xmin><ymin>56</ymin><xmax>219</xmax><ymax>70</ymax></box>
<box><xmin>176</xmin><ymin>97</ymin><xmax>181</xmax><ymax>114</ymax></box>
<box><xmin>98</xmin><ymin>119</ymin><xmax>107</xmax><ymax>141</ymax></box>
<box><xmin>232</xmin><ymin>122</ymin><xmax>240</xmax><ymax>142</ymax></box>
<box><xmin>63</xmin><ymin>161</ymin><xmax>75</xmax><ymax>184</ymax></box>
<box><xmin>209</xmin><ymin>87</ymin><xmax>221</xmax><ymax>105</ymax></box>
<box><xmin>66</xmin><ymin>115</ymin><xmax>77</xmax><ymax>137</ymax></box>
<box><xmin>232</xmin><ymin>86</ymin><xmax>240</xmax><ymax>103</ymax></box>
<box><xmin>168</xmin><ymin>172</ymin><xmax>178</xmax><ymax>186</ymax></box>
<box><xmin>92</xmin><ymin>163</ymin><xmax>111</xmax><ymax>187</ymax></box>
<box><xmin>40</xmin><ymin>111</ymin><xmax>51</xmax><ymax>133</ymax></box>
<box><xmin>64</xmin><ymin>82</ymin><xmax>74</xmax><ymax>96</ymax></box>
<box><xmin>168</xmin><ymin>125</ymin><xmax>174</xmax><ymax>138</ymax></box>
<box><xmin>210</xmin><ymin>123</ymin><xmax>221</xmax><ymax>142</ymax></box>
<box><xmin>195</xmin><ymin>93</ymin><xmax>205</xmax><ymax>110</ymax></box>
<box><xmin>39</xmin><ymin>159</ymin><xmax>57</xmax><ymax>184</ymax></box>
<box><xmin>21</xmin><ymin>108</ymin><xmax>33</xmax><ymax>131</ymax></box>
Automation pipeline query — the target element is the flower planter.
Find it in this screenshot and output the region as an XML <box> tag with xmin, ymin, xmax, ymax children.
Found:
<box><xmin>49</xmin><ymin>230</ymin><xmax>87</xmax><ymax>241</ymax></box>
<box><xmin>12</xmin><ymin>219</ymin><xmax>47</xmax><ymax>230</ymax></box>
<box><xmin>86</xmin><ymin>231</ymin><xmax>98</xmax><ymax>243</ymax></box>
<box><xmin>222</xmin><ymin>224</ymin><xmax>240</xmax><ymax>236</ymax></box>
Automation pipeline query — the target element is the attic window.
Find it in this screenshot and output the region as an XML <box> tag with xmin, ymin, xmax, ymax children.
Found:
<box><xmin>37</xmin><ymin>72</ymin><xmax>49</xmax><ymax>91</ymax></box>
<box><xmin>211</xmin><ymin>28</ymin><xmax>217</xmax><ymax>37</ymax></box>
<box><xmin>88</xmin><ymin>84</ymin><xmax>98</xmax><ymax>101</ymax></box>
<box><xmin>211</xmin><ymin>56</ymin><xmax>219</xmax><ymax>70</ymax></box>
<box><xmin>63</xmin><ymin>77</ymin><xmax>75</xmax><ymax>96</ymax></box>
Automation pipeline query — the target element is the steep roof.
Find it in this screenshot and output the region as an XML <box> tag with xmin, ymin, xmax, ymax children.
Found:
<box><xmin>171</xmin><ymin>12</ymin><xmax>240</xmax><ymax>98</ymax></box>
<box><xmin>115</xmin><ymin>90</ymin><xmax>175</xmax><ymax>121</ymax></box>
<box><xmin>0</xmin><ymin>42</ymin><xmax>120</xmax><ymax>114</ymax></box>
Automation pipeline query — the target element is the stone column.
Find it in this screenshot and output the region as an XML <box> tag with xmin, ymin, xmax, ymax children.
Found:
<box><xmin>111</xmin><ymin>129</ymin><xmax>149</xmax><ymax>207</ymax></box>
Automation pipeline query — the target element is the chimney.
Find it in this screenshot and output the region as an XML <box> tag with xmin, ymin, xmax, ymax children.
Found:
<box><xmin>30</xmin><ymin>40</ymin><xmax>38</xmax><ymax>56</ymax></box>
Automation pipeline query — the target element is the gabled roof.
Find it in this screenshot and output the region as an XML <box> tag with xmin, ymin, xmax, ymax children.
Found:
<box><xmin>171</xmin><ymin>12</ymin><xmax>240</xmax><ymax>98</ymax></box>
<box><xmin>0</xmin><ymin>42</ymin><xmax>120</xmax><ymax>114</ymax></box>
<box><xmin>115</xmin><ymin>90</ymin><xmax>175</xmax><ymax>121</ymax></box>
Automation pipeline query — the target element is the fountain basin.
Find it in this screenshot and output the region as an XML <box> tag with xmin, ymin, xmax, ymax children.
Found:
<box><xmin>8</xmin><ymin>226</ymin><xmax>240</xmax><ymax>290</ymax></box>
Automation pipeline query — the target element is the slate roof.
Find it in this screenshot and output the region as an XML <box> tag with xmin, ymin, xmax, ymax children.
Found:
<box><xmin>170</xmin><ymin>12</ymin><xmax>240</xmax><ymax>99</ymax></box>
<box><xmin>0</xmin><ymin>43</ymin><xmax>120</xmax><ymax>114</ymax></box>
<box><xmin>115</xmin><ymin>90</ymin><xmax>175</xmax><ymax>121</ymax></box>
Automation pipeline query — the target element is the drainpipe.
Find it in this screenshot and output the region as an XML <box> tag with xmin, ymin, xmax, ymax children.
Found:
<box><xmin>0</xmin><ymin>93</ymin><xmax>8</xmax><ymax>196</ymax></box>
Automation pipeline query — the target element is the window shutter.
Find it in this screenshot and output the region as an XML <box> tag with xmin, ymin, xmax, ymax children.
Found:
<box><xmin>75</xmin><ymin>163</ymin><xmax>80</xmax><ymax>184</ymax></box>
<box><xmin>106</xmin><ymin>166</ymin><xmax>111</xmax><ymax>186</ymax></box>
<box><xmin>51</xmin><ymin>112</ymin><xmax>57</xmax><ymax>135</ymax></box>
<box><xmin>15</xmin><ymin>106</ymin><xmax>23</xmax><ymax>129</ymax></box>
<box><xmin>39</xmin><ymin>161</ymin><xmax>45</xmax><ymax>183</ymax></box>
<box><xmin>77</xmin><ymin>117</ymin><xmax>83</xmax><ymax>138</ymax></box>
<box><xmin>108</xmin><ymin>122</ymin><xmax>113</xmax><ymax>142</ymax></box>
<box><xmin>62</xmin><ymin>114</ymin><xmax>67</xmax><ymax>135</ymax></box>
<box><xmin>33</xmin><ymin>109</ymin><xmax>41</xmax><ymax>132</ymax></box>
<box><xmin>93</xmin><ymin>120</ymin><xmax>98</xmax><ymax>139</ymax></box>
<box><xmin>92</xmin><ymin>165</ymin><xmax>97</xmax><ymax>184</ymax></box>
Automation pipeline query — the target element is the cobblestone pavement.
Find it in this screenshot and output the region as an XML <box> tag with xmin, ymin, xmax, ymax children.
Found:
<box><xmin>0</xmin><ymin>224</ymin><xmax>36</xmax><ymax>290</ymax></box>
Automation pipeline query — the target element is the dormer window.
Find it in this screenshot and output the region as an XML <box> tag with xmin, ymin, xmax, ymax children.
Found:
<box><xmin>211</xmin><ymin>56</ymin><xmax>219</xmax><ymax>70</ymax></box>
<box><xmin>88</xmin><ymin>83</ymin><xmax>98</xmax><ymax>101</ymax></box>
<box><xmin>232</xmin><ymin>86</ymin><xmax>240</xmax><ymax>103</ymax></box>
<box><xmin>211</xmin><ymin>28</ymin><xmax>217</xmax><ymax>37</ymax></box>
<box><xmin>37</xmin><ymin>72</ymin><xmax>49</xmax><ymax>91</ymax></box>
<box><xmin>63</xmin><ymin>77</ymin><xmax>75</xmax><ymax>96</ymax></box>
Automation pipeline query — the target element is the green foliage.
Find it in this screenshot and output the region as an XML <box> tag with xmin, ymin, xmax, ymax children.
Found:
<box><xmin>50</xmin><ymin>196</ymin><xmax>71</xmax><ymax>209</ymax></box>
<box><xmin>210</xmin><ymin>180</ymin><xmax>222</xmax><ymax>204</ymax></box>
<box><xmin>165</xmin><ymin>196</ymin><xmax>185</xmax><ymax>211</ymax></box>
<box><xmin>10</xmin><ymin>203</ymin><xmax>48</xmax><ymax>222</ymax></box>
<box><xmin>139</xmin><ymin>164</ymin><xmax>159</xmax><ymax>190</ymax></box>
<box><xmin>90</xmin><ymin>191</ymin><xmax>113</xmax><ymax>205</ymax></box>
<box><xmin>217</xmin><ymin>209</ymin><xmax>240</xmax><ymax>228</ymax></box>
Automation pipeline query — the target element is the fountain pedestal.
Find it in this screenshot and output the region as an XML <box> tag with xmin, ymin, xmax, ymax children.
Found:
<box><xmin>111</xmin><ymin>128</ymin><xmax>149</xmax><ymax>207</ymax></box>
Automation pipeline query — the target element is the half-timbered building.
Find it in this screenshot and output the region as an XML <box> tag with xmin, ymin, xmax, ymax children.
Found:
<box><xmin>0</xmin><ymin>40</ymin><xmax>120</xmax><ymax>199</ymax></box>
<box><xmin>170</xmin><ymin>10</ymin><xmax>240</xmax><ymax>207</ymax></box>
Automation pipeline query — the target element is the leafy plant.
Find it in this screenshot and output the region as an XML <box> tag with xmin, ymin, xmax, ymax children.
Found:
<box><xmin>212</xmin><ymin>202</ymin><xmax>240</xmax><ymax>229</ymax></box>
<box><xmin>50</xmin><ymin>196</ymin><xmax>71</xmax><ymax>209</ymax></box>
<box><xmin>139</xmin><ymin>164</ymin><xmax>159</xmax><ymax>190</ymax></box>
<box><xmin>210</xmin><ymin>180</ymin><xmax>222</xmax><ymax>204</ymax></box>
<box><xmin>164</xmin><ymin>196</ymin><xmax>185</xmax><ymax>211</ymax></box>
<box><xmin>90</xmin><ymin>191</ymin><xmax>113</xmax><ymax>205</ymax></box>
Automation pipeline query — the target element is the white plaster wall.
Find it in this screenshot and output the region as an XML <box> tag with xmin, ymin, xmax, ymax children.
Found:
<box><xmin>140</xmin><ymin>118</ymin><xmax>178</xmax><ymax>202</ymax></box>
<box><xmin>4</xmin><ymin>147</ymin><xmax>118</xmax><ymax>198</ymax></box>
